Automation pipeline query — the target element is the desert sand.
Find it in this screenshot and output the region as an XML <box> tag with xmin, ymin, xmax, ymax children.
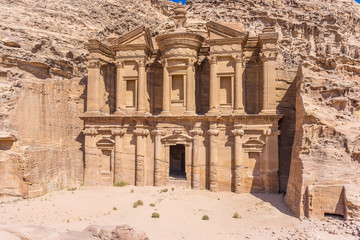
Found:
<box><xmin>0</xmin><ymin>185</ymin><xmax>359</xmax><ymax>240</ymax></box>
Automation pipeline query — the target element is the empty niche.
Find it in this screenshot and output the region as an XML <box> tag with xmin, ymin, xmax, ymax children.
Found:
<box><xmin>220</xmin><ymin>76</ymin><xmax>232</xmax><ymax>105</ymax></box>
<box><xmin>126</xmin><ymin>80</ymin><xmax>136</xmax><ymax>108</ymax></box>
<box><xmin>101</xmin><ymin>150</ymin><xmax>111</xmax><ymax>175</ymax></box>
<box><xmin>171</xmin><ymin>75</ymin><xmax>184</xmax><ymax>102</ymax></box>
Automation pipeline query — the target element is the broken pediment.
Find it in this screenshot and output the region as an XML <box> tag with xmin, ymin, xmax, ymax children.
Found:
<box><xmin>96</xmin><ymin>138</ymin><xmax>115</xmax><ymax>149</ymax></box>
<box><xmin>243</xmin><ymin>138</ymin><xmax>265</xmax><ymax>152</ymax></box>
<box><xmin>109</xmin><ymin>26</ymin><xmax>154</xmax><ymax>53</ymax></box>
<box><xmin>161</xmin><ymin>130</ymin><xmax>193</xmax><ymax>143</ymax></box>
<box><xmin>206</xmin><ymin>21</ymin><xmax>248</xmax><ymax>42</ymax></box>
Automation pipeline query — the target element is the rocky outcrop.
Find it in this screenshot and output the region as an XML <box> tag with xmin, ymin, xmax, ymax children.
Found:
<box><xmin>186</xmin><ymin>0</ymin><xmax>360</xmax><ymax>219</ymax></box>
<box><xmin>0</xmin><ymin>224</ymin><xmax>148</xmax><ymax>240</ymax></box>
<box><xmin>1</xmin><ymin>0</ymin><xmax>360</xmax><ymax>220</ymax></box>
<box><xmin>0</xmin><ymin>0</ymin><xmax>172</xmax><ymax>197</ymax></box>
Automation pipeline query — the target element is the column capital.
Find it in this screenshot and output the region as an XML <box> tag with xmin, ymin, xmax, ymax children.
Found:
<box><xmin>151</xmin><ymin>129</ymin><xmax>167</xmax><ymax>136</ymax></box>
<box><xmin>187</xmin><ymin>57</ymin><xmax>197</xmax><ymax>66</ymax></box>
<box><xmin>87</xmin><ymin>60</ymin><xmax>101</xmax><ymax>69</ymax></box>
<box><xmin>262</xmin><ymin>128</ymin><xmax>272</xmax><ymax>136</ymax></box>
<box><xmin>260</xmin><ymin>51</ymin><xmax>277</xmax><ymax>62</ymax></box>
<box><xmin>207</xmin><ymin>129</ymin><xmax>219</xmax><ymax>136</ymax></box>
<box><xmin>208</xmin><ymin>55</ymin><xmax>217</xmax><ymax>65</ymax></box>
<box><xmin>112</xmin><ymin>129</ymin><xmax>125</xmax><ymax>136</ymax></box>
<box><xmin>189</xmin><ymin>129</ymin><xmax>203</xmax><ymax>136</ymax></box>
<box><xmin>232</xmin><ymin>129</ymin><xmax>245</xmax><ymax>136</ymax></box>
<box><xmin>231</xmin><ymin>53</ymin><xmax>243</xmax><ymax>64</ymax></box>
<box><xmin>82</xmin><ymin>128</ymin><xmax>98</xmax><ymax>136</ymax></box>
<box><xmin>136</xmin><ymin>59</ymin><xmax>146</xmax><ymax>67</ymax></box>
<box><xmin>115</xmin><ymin>60</ymin><xmax>124</xmax><ymax>68</ymax></box>
<box><xmin>134</xmin><ymin>128</ymin><xmax>149</xmax><ymax>136</ymax></box>
<box><xmin>161</xmin><ymin>58</ymin><xmax>168</xmax><ymax>68</ymax></box>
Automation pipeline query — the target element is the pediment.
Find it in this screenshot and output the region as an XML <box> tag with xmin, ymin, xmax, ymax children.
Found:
<box><xmin>109</xmin><ymin>26</ymin><xmax>154</xmax><ymax>52</ymax></box>
<box><xmin>243</xmin><ymin>138</ymin><xmax>265</xmax><ymax>151</ymax></box>
<box><xmin>206</xmin><ymin>21</ymin><xmax>248</xmax><ymax>40</ymax></box>
<box><xmin>96</xmin><ymin>138</ymin><xmax>115</xmax><ymax>149</ymax></box>
<box><xmin>161</xmin><ymin>130</ymin><xmax>193</xmax><ymax>143</ymax></box>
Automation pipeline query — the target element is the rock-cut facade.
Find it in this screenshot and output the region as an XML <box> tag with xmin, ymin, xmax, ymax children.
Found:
<box><xmin>83</xmin><ymin>6</ymin><xmax>280</xmax><ymax>193</ymax></box>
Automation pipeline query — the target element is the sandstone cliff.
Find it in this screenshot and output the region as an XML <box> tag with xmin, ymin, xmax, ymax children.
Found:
<box><xmin>185</xmin><ymin>0</ymin><xmax>360</xmax><ymax>218</ymax></box>
<box><xmin>0</xmin><ymin>0</ymin><xmax>174</xmax><ymax>197</ymax></box>
<box><xmin>1</xmin><ymin>0</ymin><xmax>360</xmax><ymax>219</ymax></box>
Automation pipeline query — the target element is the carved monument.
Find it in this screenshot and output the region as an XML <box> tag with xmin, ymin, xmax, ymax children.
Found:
<box><xmin>82</xmin><ymin>6</ymin><xmax>281</xmax><ymax>193</ymax></box>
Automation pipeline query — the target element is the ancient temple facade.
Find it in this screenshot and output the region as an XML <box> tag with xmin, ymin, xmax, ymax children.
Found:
<box><xmin>82</xmin><ymin>6</ymin><xmax>281</xmax><ymax>193</ymax></box>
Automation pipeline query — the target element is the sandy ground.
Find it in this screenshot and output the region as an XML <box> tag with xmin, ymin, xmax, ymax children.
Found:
<box><xmin>0</xmin><ymin>185</ymin><xmax>359</xmax><ymax>240</ymax></box>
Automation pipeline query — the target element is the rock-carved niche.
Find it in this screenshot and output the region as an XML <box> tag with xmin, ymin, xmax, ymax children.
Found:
<box><xmin>96</xmin><ymin>138</ymin><xmax>115</xmax><ymax>175</ymax></box>
<box><xmin>243</xmin><ymin>137</ymin><xmax>265</xmax><ymax>177</ymax></box>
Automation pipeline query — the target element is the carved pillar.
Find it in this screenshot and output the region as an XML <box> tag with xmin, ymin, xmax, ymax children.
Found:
<box><xmin>151</xmin><ymin>129</ymin><xmax>166</xmax><ymax>186</ymax></box>
<box><xmin>112</xmin><ymin>129</ymin><xmax>125</xmax><ymax>184</ymax></box>
<box><xmin>262</xmin><ymin>128</ymin><xmax>279</xmax><ymax>193</ymax></box>
<box><xmin>136</xmin><ymin>60</ymin><xmax>146</xmax><ymax>114</ymax></box>
<box><xmin>189</xmin><ymin>128</ymin><xmax>203</xmax><ymax>189</ymax></box>
<box><xmin>82</xmin><ymin>128</ymin><xmax>98</xmax><ymax>185</ymax></box>
<box><xmin>207</xmin><ymin>56</ymin><xmax>219</xmax><ymax>115</ymax></box>
<box><xmin>232</xmin><ymin>128</ymin><xmax>245</xmax><ymax>193</ymax></box>
<box><xmin>115</xmin><ymin>61</ymin><xmax>126</xmax><ymax>114</ymax></box>
<box><xmin>86</xmin><ymin>61</ymin><xmax>101</xmax><ymax>112</ymax></box>
<box><xmin>134</xmin><ymin>128</ymin><xmax>149</xmax><ymax>186</ymax></box>
<box><xmin>161</xmin><ymin>59</ymin><xmax>171</xmax><ymax>115</ymax></box>
<box><xmin>259</xmin><ymin>28</ymin><xmax>278</xmax><ymax>114</ymax></box>
<box><xmin>185</xmin><ymin>58</ymin><xmax>196</xmax><ymax>115</ymax></box>
<box><xmin>207</xmin><ymin>123</ymin><xmax>219</xmax><ymax>192</ymax></box>
<box><xmin>233</xmin><ymin>54</ymin><xmax>245</xmax><ymax>114</ymax></box>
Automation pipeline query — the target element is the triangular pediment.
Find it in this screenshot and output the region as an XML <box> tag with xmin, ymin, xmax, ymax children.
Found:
<box><xmin>109</xmin><ymin>26</ymin><xmax>154</xmax><ymax>52</ymax></box>
<box><xmin>207</xmin><ymin>21</ymin><xmax>248</xmax><ymax>40</ymax></box>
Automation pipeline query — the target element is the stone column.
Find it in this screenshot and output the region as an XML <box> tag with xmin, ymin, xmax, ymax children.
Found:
<box><xmin>233</xmin><ymin>54</ymin><xmax>245</xmax><ymax>114</ymax></box>
<box><xmin>231</xmin><ymin>128</ymin><xmax>245</xmax><ymax>193</ymax></box>
<box><xmin>258</xmin><ymin>28</ymin><xmax>278</xmax><ymax>115</ymax></box>
<box><xmin>161</xmin><ymin>59</ymin><xmax>171</xmax><ymax>115</ymax></box>
<box><xmin>136</xmin><ymin>60</ymin><xmax>146</xmax><ymax>115</ymax></box>
<box><xmin>185</xmin><ymin>58</ymin><xmax>196</xmax><ymax>115</ymax></box>
<box><xmin>207</xmin><ymin>123</ymin><xmax>219</xmax><ymax>192</ymax></box>
<box><xmin>112</xmin><ymin>129</ymin><xmax>125</xmax><ymax>184</ymax></box>
<box><xmin>115</xmin><ymin>61</ymin><xmax>126</xmax><ymax>114</ymax></box>
<box><xmin>260</xmin><ymin>54</ymin><xmax>277</xmax><ymax>114</ymax></box>
<box><xmin>134</xmin><ymin>128</ymin><xmax>149</xmax><ymax>186</ymax></box>
<box><xmin>86</xmin><ymin>61</ymin><xmax>101</xmax><ymax>113</ymax></box>
<box><xmin>82</xmin><ymin>128</ymin><xmax>98</xmax><ymax>185</ymax></box>
<box><xmin>207</xmin><ymin>56</ymin><xmax>219</xmax><ymax>115</ymax></box>
<box><xmin>151</xmin><ymin>129</ymin><xmax>166</xmax><ymax>186</ymax></box>
<box><xmin>189</xmin><ymin>129</ymin><xmax>203</xmax><ymax>189</ymax></box>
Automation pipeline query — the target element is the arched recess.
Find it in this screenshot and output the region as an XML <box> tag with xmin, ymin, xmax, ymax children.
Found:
<box><xmin>96</xmin><ymin>138</ymin><xmax>115</xmax><ymax>184</ymax></box>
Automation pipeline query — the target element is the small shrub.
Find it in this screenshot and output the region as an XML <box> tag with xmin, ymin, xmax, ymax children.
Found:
<box><xmin>137</xmin><ymin>200</ymin><xmax>143</xmax><ymax>206</ymax></box>
<box><xmin>151</xmin><ymin>212</ymin><xmax>160</xmax><ymax>218</ymax></box>
<box><xmin>160</xmin><ymin>188</ymin><xmax>168</xmax><ymax>193</ymax></box>
<box><xmin>113</xmin><ymin>206</ymin><xmax>117</xmax><ymax>211</ymax></box>
<box><xmin>233</xmin><ymin>212</ymin><xmax>241</xmax><ymax>219</ymax></box>
<box><xmin>114</xmin><ymin>181</ymin><xmax>129</xmax><ymax>187</ymax></box>
<box><xmin>171</xmin><ymin>187</ymin><xmax>174</xmax><ymax>191</ymax></box>
<box><xmin>202</xmin><ymin>215</ymin><xmax>209</xmax><ymax>220</ymax></box>
<box><xmin>149</xmin><ymin>203</ymin><xmax>155</xmax><ymax>207</ymax></box>
<box><xmin>67</xmin><ymin>187</ymin><xmax>76</xmax><ymax>191</ymax></box>
<box><xmin>133</xmin><ymin>202</ymin><xmax>139</xmax><ymax>208</ymax></box>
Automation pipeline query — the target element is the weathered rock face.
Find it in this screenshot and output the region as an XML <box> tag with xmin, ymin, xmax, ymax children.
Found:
<box><xmin>0</xmin><ymin>0</ymin><xmax>174</xmax><ymax>197</ymax></box>
<box><xmin>1</xmin><ymin>0</ymin><xmax>360</xmax><ymax>219</ymax></box>
<box><xmin>0</xmin><ymin>224</ymin><xmax>148</xmax><ymax>240</ymax></box>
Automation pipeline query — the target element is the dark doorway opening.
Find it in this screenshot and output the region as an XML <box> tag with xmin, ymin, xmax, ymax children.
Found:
<box><xmin>169</xmin><ymin>144</ymin><xmax>186</xmax><ymax>179</ymax></box>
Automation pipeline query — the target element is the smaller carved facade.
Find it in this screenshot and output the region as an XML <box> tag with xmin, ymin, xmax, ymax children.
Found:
<box><xmin>82</xmin><ymin>6</ymin><xmax>281</xmax><ymax>193</ymax></box>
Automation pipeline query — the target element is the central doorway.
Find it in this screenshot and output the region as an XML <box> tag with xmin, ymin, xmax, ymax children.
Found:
<box><xmin>169</xmin><ymin>144</ymin><xmax>186</xmax><ymax>179</ymax></box>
